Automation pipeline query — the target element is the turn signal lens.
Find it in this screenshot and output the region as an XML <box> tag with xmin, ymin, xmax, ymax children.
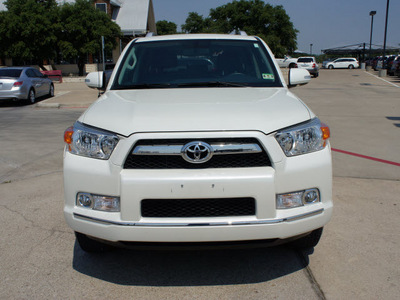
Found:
<box><xmin>321</xmin><ymin>123</ymin><xmax>330</xmax><ymax>140</ymax></box>
<box><xmin>64</xmin><ymin>126</ymin><xmax>74</xmax><ymax>144</ymax></box>
<box><xmin>276</xmin><ymin>191</ymin><xmax>303</xmax><ymax>209</ymax></box>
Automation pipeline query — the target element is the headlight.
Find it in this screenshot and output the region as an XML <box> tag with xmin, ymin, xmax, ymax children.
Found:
<box><xmin>275</xmin><ymin>118</ymin><xmax>330</xmax><ymax>156</ymax></box>
<box><xmin>64</xmin><ymin>122</ymin><xmax>119</xmax><ymax>159</ymax></box>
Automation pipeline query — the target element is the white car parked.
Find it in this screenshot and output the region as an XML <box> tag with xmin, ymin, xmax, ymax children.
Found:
<box><xmin>64</xmin><ymin>33</ymin><xmax>332</xmax><ymax>252</ymax></box>
<box><xmin>323</xmin><ymin>58</ymin><xmax>359</xmax><ymax>69</ymax></box>
<box><xmin>296</xmin><ymin>57</ymin><xmax>319</xmax><ymax>77</ymax></box>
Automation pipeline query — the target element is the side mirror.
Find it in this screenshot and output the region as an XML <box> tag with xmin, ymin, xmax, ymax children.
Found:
<box><xmin>85</xmin><ymin>70</ymin><xmax>113</xmax><ymax>90</ymax></box>
<box><xmin>85</xmin><ymin>72</ymin><xmax>104</xmax><ymax>89</ymax></box>
<box><xmin>288</xmin><ymin>68</ymin><xmax>311</xmax><ymax>88</ymax></box>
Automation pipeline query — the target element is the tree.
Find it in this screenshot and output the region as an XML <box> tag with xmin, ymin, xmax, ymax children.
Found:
<box><xmin>181</xmin><ymin>0</ymin><xmax>298</xmax><ymax>57</ymax></box>
<box><xmin>0</xmin><ymin>0</ymin><xmax>60</xmax><ymax>69</ymax></box>
<box><xmin>156</xmin><ymin>20</ymin><xmax>177</xmax><ymax>35</ymax></box>
<box><xmin>58</xmin><ymin>0</ymin><xmax>121</xmax><ymax>75</ymax></box>
<box><xmin>181</xmin><ymin>12</ymin><xmax>210</xmax><ymax>34</ymax></box>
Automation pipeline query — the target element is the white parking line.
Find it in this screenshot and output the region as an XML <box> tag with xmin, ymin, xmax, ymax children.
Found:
<box><xmin>365</xmin><ymin>71</ymin><xmax>400</xmax><ymax>88</ymax></box>
<box><xmin>53</xmin><ymin>91</ymin><xmax>71</xmax><ymax>98</ymax></box>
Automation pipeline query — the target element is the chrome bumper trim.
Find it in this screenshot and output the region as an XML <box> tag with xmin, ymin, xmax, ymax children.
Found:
<box><xmin>73</xmin><ymin>208</ymin><xmax>324</xmax><ymax>227</ymax></box>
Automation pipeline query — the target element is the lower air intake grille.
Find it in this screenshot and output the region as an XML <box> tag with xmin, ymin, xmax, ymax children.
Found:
<box><xmin>141</xmin><ymin>198</ymin><xmax>256</xmax><ymax>218</ymax></box>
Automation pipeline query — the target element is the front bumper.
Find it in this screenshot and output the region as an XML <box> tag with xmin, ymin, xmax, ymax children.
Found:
<box><xmin>64</xmin><ymin>131</ymin><xmax>333</xmax><ymax>244</ymax></box>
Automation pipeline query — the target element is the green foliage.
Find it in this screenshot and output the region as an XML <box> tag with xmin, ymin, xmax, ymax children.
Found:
<box><xmin>181</xmin><ymin>12</ymin><xmax>210</xmax><ymax>34</ymax></box>
<box><xmin>58</xmin><ymin>0</ymin><xmax>121</xmax><ymax>61</ymax></box>
<box><xmin>0</xmin><ymin>0</ymin><xmax>60</xmax><ymax>65</ymax></box>
<box><xmin>156</xmin><ymin>20</ymin><xmax>177</xmax><ymax>35</ymax></box>
<box><xmin>181</xmin><ymin>0</ymin><xmax>298</xmax><ymax>57</ymax></box>
<box><xmin>0</xmin><ymin>0</ymin><xmax>121</xmax><ymax>73</ymax></box>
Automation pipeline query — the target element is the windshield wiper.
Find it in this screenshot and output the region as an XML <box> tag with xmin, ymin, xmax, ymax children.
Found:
<box><xmin>177</xmin><ymin>81</ymin><xmax>248</xmax><ymax>88</ymax></box>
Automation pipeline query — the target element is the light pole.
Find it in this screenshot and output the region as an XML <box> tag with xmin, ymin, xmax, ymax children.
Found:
<box><xmin>369</xmin><ymin>11</ymin><xmax>376</xmax><ymax>64</ymax></box>
<box><xmin>310</xmin><ymin>44</ymin><xmax>313</xmax><ymax>55</ymax></box>
<box><xmin>382</xmin><ymin>0</ymin><xmax>390</xmax><ymax>64</ymax></box>
<box><xmin>380</xmin><ymin>0</ymin><xmax>390</xmax><ymax>77</ymax></box>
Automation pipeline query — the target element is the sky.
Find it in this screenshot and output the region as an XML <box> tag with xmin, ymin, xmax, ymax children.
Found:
<box><xmin>153</xmin><ymin>0</ymin><xmax>400</xmax><ymax>55</ymax></box>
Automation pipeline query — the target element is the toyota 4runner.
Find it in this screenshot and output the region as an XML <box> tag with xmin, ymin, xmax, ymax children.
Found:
<box><xmin>63</xmin><ymin>33</ymin><xmax>333</xmax><ymax>252</ymax></box>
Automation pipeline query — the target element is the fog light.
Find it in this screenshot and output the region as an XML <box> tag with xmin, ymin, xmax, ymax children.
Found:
<box><xmin>276</xmin><ymin>192</ymin><xmax>303</xmax><ymax>209</ymax></box>
<box><xmin>76</xmin><ymin>193</ymin><xmax>120</xmax><ymax>212</ymax></box>
<box><xmin>77</xmin><ymin>193</ymin><xmax>93</xmax><ymax>208</ymax></box>
<box><xmin>303</xmin><ymin>189</ymin><xmax>320</xmax><ymax>204</ymax></box>
<box><xmin>277</xmin><ymin>189</ymin><xmax>320</xmax><ymax>209</ymax></box>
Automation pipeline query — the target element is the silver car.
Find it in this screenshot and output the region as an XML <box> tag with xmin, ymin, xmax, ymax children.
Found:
<box><xmin>0</xmin><ymin>67</ymin><xmax>54</xmax><ymax>104</ymax></box>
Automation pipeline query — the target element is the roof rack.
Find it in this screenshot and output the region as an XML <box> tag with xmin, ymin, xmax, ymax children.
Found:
<box><xmin>229</xmin><ymin>30</ymin><xmax>248</xmax><ymax>36</ymax></box>
<box><xmin>145</xmin><ymin>32</ymin><xmax>156</xmax><ymax>37</ymax></box>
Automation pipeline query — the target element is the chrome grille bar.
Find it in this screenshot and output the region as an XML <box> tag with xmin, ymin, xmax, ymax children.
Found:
<box><xmin>133</xmin><ymin>143</ymin><xmax>262</xmax><ymax>156</ymax></box>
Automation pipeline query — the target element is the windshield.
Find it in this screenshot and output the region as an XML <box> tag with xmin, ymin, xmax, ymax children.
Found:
<box><xmin>0</xmin><ymin>69</ymin><xmax>22</xmax><ymax>78</ymax></box>
<box><xmin>113</xmin><ymin>39</ymin><xmax>282</xmax><ymax>89</ymax></box>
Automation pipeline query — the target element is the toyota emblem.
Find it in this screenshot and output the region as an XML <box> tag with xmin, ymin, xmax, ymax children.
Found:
<box><xmin>181</xmin><ymin>141</ymin><xmax>213</xmax><ymax>164</ymax></box>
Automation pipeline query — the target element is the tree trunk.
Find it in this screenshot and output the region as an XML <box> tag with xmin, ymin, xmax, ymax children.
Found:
<box><xmin>77</xmin><ymin>59</ymin><xmax>85</xmax><ymax>76</ymax></box>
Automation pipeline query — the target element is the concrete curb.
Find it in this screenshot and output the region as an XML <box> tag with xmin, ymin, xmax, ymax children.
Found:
<box><xmin>62</xmin><ymin>77</ymin><xmax>85</xmax><ymax>83</ymax></box>
<box><xmin>35</xmin><ymin>102</ymin><xmax>61</xmax><ymax>109</ymax></box>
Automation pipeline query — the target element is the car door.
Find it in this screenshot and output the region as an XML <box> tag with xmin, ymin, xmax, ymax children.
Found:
<box><xmin>25</xmin><ymin>69</ymin><xmax>40</xmax><ymax>93</ymax></box>
<box><xmin>32</xmin><ymin>69</ymin><xmax>49</xmax><ymax>96</ymax></box>
<box><xmin>334</xmin><ymin>59</ymin><xmax>345</xmax><ymax>68</ymax></box>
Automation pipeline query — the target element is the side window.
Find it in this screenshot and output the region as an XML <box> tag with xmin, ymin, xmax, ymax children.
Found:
<box><xmin>33</xmin><ymin>69</ymin><xmax>43</xmax><ymax>77</ymax></box>
<box><xmin>26</xmin><ymin>69</ymin><xmax>35</xmax><ymax>78</ymax></box>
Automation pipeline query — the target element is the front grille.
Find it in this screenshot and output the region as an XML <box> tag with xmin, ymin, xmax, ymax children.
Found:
<box><xmin>141</xmin><ymin>198</ymin><xmax>256</xmax><ymax>218</ymax></box>
<box><xmin>124</xmin><ymin>138</ymin><xmax>271</xmax><ymax>169</ymax></box>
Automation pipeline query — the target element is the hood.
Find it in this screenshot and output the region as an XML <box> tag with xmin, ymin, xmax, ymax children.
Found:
<box><xmin>79</xmin><ymin>88</ymin><xmax>312</xmax><ymax>137</ymax></box>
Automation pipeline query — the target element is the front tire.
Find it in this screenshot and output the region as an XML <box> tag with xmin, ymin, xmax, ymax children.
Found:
<box><xmin>348</xmin><ymin>64</ymin><xmax>355</xmax><ymax>69</ymax></box>
<box><xmin>75</xmin><ymin>232</ymin><xmax>111</xmax><ymax>253</ymax></box>
<box><xmin>328</xmin><ymin>65</ymin><xmax>334</xmax><ymax>69</ymax></box>
<box><xmin>290</xmin><ymin>227</ymin><xmax>323</xmax><ymax>249</ymax></box>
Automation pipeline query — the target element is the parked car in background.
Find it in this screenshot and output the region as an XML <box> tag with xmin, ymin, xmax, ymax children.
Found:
<box><xmin>296</xmin><ymin>57</ymin><xmax>319</xmax><ymax>77</ymax></box>
<box><xmin>275</xmin><ymin>56</ymin><xmax>298</xmax><ymax>68</ymax></box>
<box><xmin>64</xmin><ymin>33</ymin><xmax>332</xmax><ymax>253</ymax></box>
<box><xmin>323</xmin><ymin>58</ymin><xmax>359</xmax><ymax>69</ymax></box>
<box><xmin>394</xmin><ymin>59</ymin><xmax>400</xmax><ymax>77</ymax></box>
<box><xmin>368</xmin><ymin>56</ymin><xmax>380</xmax><ymax>69</ymax></box>
<box><xmin>388</xmin><ymin>55</ymin><xmax>399</xmax><ymax>76</ymax></box>
<box><xmin>0</xmin><ymin>67</ymin><xmax>54</xmax><ymax>104</ymax></box>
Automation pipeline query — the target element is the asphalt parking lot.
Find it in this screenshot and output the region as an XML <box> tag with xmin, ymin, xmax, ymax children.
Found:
<box><xmin>0</xmin><ymin>69</ymin><xmax>399</xmax><ymax>299</ymax></box>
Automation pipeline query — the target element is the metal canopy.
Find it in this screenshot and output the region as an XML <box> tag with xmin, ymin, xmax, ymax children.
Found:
<box><xmin>322</xmin><ymin>43</ymin><xmax>399</xmax><ymax>56</ymax></box>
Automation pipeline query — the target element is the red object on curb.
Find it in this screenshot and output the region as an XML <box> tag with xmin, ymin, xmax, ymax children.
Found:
<box><xmin>41</xmin><ymin>70</ymin><xmax>63</xmax><ymax>83</ymax></box>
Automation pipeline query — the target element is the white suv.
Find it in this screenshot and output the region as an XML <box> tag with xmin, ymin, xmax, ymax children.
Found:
<box><xmin>296</xmin><ymin>57</ymin><xmax>319</xmax><ymax>77</ymax></box>
<box><xmin>64</xmin><ymin>34</ymin><xmax>333</xmax><ymax>252</ymax></box>
<box><xmin>324</xmin><ymin>58</ymin><xmax>359</xmax><ymax>69</ymax></box>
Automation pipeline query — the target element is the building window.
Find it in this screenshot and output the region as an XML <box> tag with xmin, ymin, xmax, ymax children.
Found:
<box><xmin>96</xmin><ymin>3</ymin><xmax>107</xmax><ymax>14</ymax></box>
